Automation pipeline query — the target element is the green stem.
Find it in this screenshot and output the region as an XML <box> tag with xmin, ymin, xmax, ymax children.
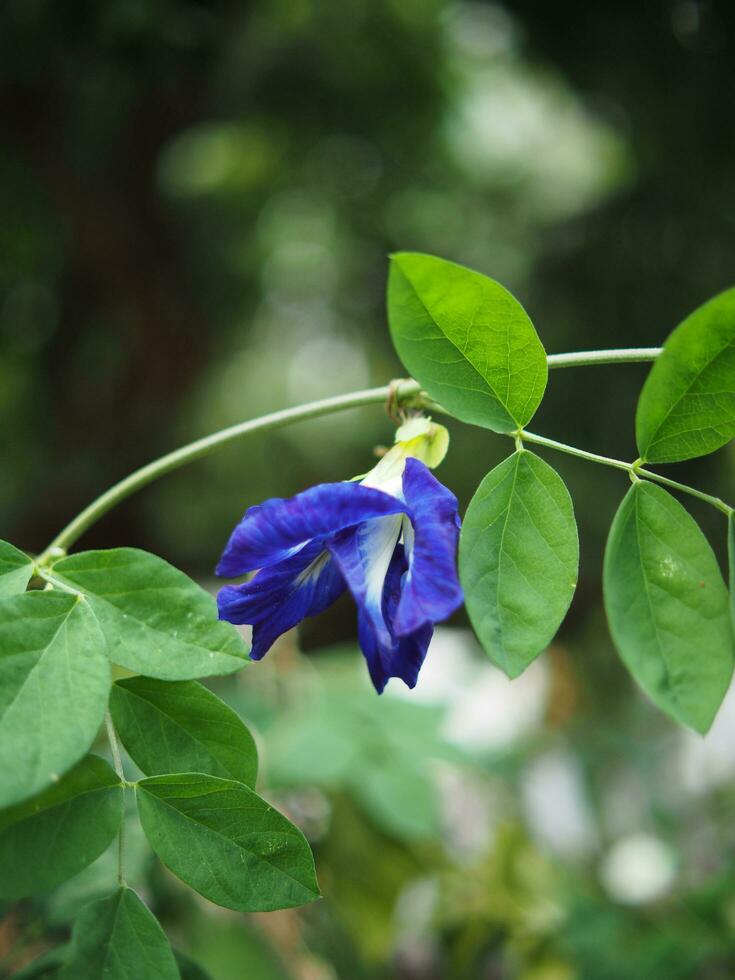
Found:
<box><xmin>105</xmin><ymin>712</ymin><xmax>126</xmax><ymax>885</ymax></box>
<box><xmin>520</xmin><ymin>430</ymin><xmax>733</xmax><ymax>516</ymax></box>
<box><xmin>37</xmin><ymin>380</ymin><xmax>419</xmax><ymax>562</ymax></box>
<box><xmin>37</xmin><ymin>348</ymin><xmax>663</xmax><ymax>560</ymax></box>
<box><xmin>519</xmin><ymin>430</ymin><xmax>632</xmax><ymax>474</ymax></box>
<box><xmin>635</xmin><ymin>465</ymin><xmax>733</xmax><ymax>515</ymax></box>
<box><xmin>36</xmin><ymin>567</ymin><xmax>85</xmax><ymax>597</ymax></box>
<box><xmin>546</xmin><ymin>347</ymin><xmax>662</xmax><ymax>369</ymax></box>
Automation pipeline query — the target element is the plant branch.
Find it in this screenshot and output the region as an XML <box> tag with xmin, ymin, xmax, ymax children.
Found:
<box><xmin>519</xmin><ymin>430</ymin><xmax>633</xmax><ymax>474</ymax></box>
<box><xmin>37</xmin><ymin>380</ymin><xmax>419</xmax><ymax>561</ymax></box>
<box><xmin>634</xmin><ymin>465</ymin><xmax>733</xmax><ymax>515</ymax></box>
<box><xmin>105</xmin><ymin>711</ymin><xmax>127</xmax><ymax>885</ymax></box>
<box><xmin>546</xmin><ymin>347</ymin><xmax>662</xmax><ymax>369</ymax></box>
<box><xmin>519</xmin><ymin>430</ymin><xmax>733</xmax><ymax>515</ymax></box>
<box><xmin>38</xmin><ymin>348</ymin><xmax>662</xmax><ymax>559</ymax></box>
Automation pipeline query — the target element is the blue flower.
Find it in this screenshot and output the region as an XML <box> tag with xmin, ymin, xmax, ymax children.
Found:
<box><xmin>216</xmin><ymin>423</ymin><xmax>463</xmax><ymax>693</ymax></box>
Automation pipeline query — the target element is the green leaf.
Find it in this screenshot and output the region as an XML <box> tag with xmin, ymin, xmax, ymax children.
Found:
<box><xmin>174</xmin><ymin>951</ymin><xmax>213</xmax><ymax>980</ymax></box>
<box><xmin>136</xmin><ymin>773</ymin><xmax>320</xmax><ymax>912</ymax></box>
<box><xmin>459</xmin><ymin>450</ymin><xmax>579</xmax><ymax>677</ymax></box>
<box><xmin>0</xmin><ymin>755</ymin><xmax>122</xmax><ymax>899</ymax></box>
<box><xmin>603</xmin><ymin>481</ymin><xmax>733</xmax><ymax>732</ymax></box>
<box><xmin>51</xmin><ymin>548</ymin><xmax>250</xmax><ymax>680</ymax></box>
<box><xmin>0</xmin><ymin>540</ymin><xmax>35</xmax><ymax>597</ymax></box>
<box><xmin>387</xmin><ymin>252</ymin><xmax>547</xmax><ymax>432</ymax></box>
<box><xmin>636</xmin><ymin>288</ymin><xmax>735</xmax><ymax>463</ymax></box>
<box><xmin>0</xmin><ymin>592</ymin><xmax>110</xmax><ymax>808</ymax></box>
<box><xmin>349</xmin><ymin>757</ymin><xmax>439</xmax><ymax>842</ymax></box>
<box><xmin>60</xmin><ymin>886</ymin><xmax>179</xmax><ymax>980</ymax></box>
<box><xmin>110</xmin><ymin>677</ymin><xmax>257</xmax><ymax>787</ymax></box>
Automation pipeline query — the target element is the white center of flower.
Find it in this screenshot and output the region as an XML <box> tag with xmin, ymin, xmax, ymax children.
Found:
<box><xmin>360</xmin><ymin>514</ymin><xmax>403</xmax><ymax>621</ymax></box>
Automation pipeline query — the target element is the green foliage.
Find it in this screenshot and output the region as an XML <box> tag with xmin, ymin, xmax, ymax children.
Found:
<box><xmin>0</xmin><ymin>592</ymin><xmax>109</xmax><ymax>808</ymax></box>
<box><xmin>60</xmin><ymin>886</ymin><xmax>179</xmax><ymax>980</ymax></box>
<box><xmin>350</xmin><ymin>755</ymin><xmax>439</xmax><ymax>841</ymax></box>
<box><xmin>603</xmin><ymin>481</ymin><xmax>733</xmax><ymax>732</ymax></box>
<box><xmin>460</xmin><ymin>450</ymin><xmax>579</xmax><ymax>677</ymax></box>
<box><xmin>174</xmin><ymin>950</ymin><xmax>214</xmax><ymax>980</ymax></box>
<box><xmin>136</xmin><ymin>772</ymin><xmax>320</xmax><ymax>912</ymax></box>
<box><xmin>3</xmin><ymin>2</ymin><xmax>735</xmax><ymax>972</ymax></box>
<box><xmin>110</xmin><ymin>676</ymin><xmax>258</xmax><ymax>786</ymax></box>
<box><xmin>267</xmin><ymin>660</ymin><xmax>452</xmax><ymax>841</ymax></box>
<box><xmin>388</xmin><ymin>252</ymin><xmax>547</xmax><ymax>432</ymax></box>
<box><xmin>0</xmin><ymin>540</ymin><xmax>34</xmax><ymax>596</ymax></box>
<box><xmin>50</xmin><ymin>548</ymin><xmax>250</xmax><ymax>679</ymax></box>
<box><xmin>636</xmin><ymin>289</ymin><xmax>735</xmax><ymax>463</ymax></box>
<box><xmin>44</xmin><ymin>812</ymin><xmax>152</xmax><ymax>928</ymax></box>
<box><xmin>0</xmin><ymin>755</ymin><xmax>122</xmax><ymax>899</ymax></box>
<box><xmin>3</xmin><ymin>237</ymin><xmax>735</xmax><ymax>976</ymax></box>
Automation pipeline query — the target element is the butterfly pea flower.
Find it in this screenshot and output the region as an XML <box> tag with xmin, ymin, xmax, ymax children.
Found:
<box><xmin>216</xmin><ymin>417</ymin><xmax>463</xmax><ymax>693</ymax></box>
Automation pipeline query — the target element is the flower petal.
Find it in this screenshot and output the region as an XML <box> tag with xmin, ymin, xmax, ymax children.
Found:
<box><xmin>393</xmin><ymin>457</ymin><xmax>463</xmax><ymax>636</ymax></box>
<box><xmin>328</xmin><ymin>513</ymin><xmax>404</xmax><ymax>639</ymax></box>
<box><xmin>217</xmin><ymin>540</ymin><xmax>345</xmax><ymax>660</ymax></box>
<box><xmin>216</xmin><ymin>482</ymin><xmax>408</xmax><ymax>577</ymax></box>
<box><xmin>358</xmin><ymin>545</ymin><xmax>433</xmax><ymax>693</ymax></box>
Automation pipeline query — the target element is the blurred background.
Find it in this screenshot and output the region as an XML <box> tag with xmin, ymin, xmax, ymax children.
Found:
<box><xmin>2</xmin><ymin>1</ymin><xmax>735</xmax><ymax>977</ymax></box>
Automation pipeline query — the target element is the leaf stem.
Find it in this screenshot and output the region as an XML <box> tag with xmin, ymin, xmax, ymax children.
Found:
<box><xmin>37</xmin><ymin>348</ymin><xmax>662</xmax><ymax>559</ymax></box>
<box><xmin>519</xmin><ymin>430</ymin><xmax>632</xmax><ymax>474</ymax></box>
<box><xmin>105</xmin><ymin>711</ymin><xmax>127</xmax><ymax>885</ymax></box>
<box><xmin>635</xmin><ymin>466</ymin><xmax>733</xmax><ymax>516</ymax></box>
<box><xmin>35</xmin><ymin>567</ymin><xmax>85</xmax><ymax>597</ymax></box>
<box><xmin>546</xmin><ymin>347</ymin><xmax>662</xmax><ymax>369</ymax></box>
<box><xmin>520</xmin><ymin>430</ymin><xmax>733</xmax><ymax>516</ymax></box>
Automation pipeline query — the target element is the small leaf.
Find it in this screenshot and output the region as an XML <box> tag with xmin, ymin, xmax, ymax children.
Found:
<box><xmin>636</xmin><ymin>288</ymin><xmax>735</xmax><ymax>462</ymax></box>
<box><xmin>136</xmin><ymin>773</ymin><xmax>320</xmax><ymax>912</ymax></box>
<box><xmin>388</xmin><ymin>252</ymin><xmax>547</xmax><ymax>432</ymax></box>
<box><xmin>0</xmin><ymin>540</ymin><xmax>35</xmax><ymax>597</ymax></box>
<box><xmin>51</xmin><ymin>548</ymin><xmax>250</xmax><ymax>680</ymax></box>
<box><xmin>0</xmin><ymin>592</ymin><xmax>110</xmax><ymax>808</ymax></box>
<box><xmin>0</xmin><ymin>755</ymin><xmax>123</xmax><ymax>899</ymax></box>
<box><xmin>603</xmin><ymin>481</ymin><xmax>733</xmax><ymax>732</ymax></box>
<box><xmin>110</xmin><ymin>677</ymin><xmax>257</xmax><ymax>787</ymax></box>
<box><xmin>60</xmin><ymin>886</ymin><xmax>179</xmax><ymax>980</ymax></box>
<box><xmin>459</xmin><ymin>450</ymin><xmax>579</xmax><ymax>677</ymax></box>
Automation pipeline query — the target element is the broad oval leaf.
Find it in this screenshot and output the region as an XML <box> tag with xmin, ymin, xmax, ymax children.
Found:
<box><xmin>459</xmin><ymin>450</ymin><xmax>579</xmax><ymax>677</ymax></box>
<box><xmin>110</xmin><ymin>677</ymin><xmax>257</xmax><ymax>787</ymax></box>
<box><xmin>636</xmin><ymin>288</ymin><xmax>735</xmax><ymax>463</ymax></box>
<box><xmin>388</xmin><ymin>252</ymin><xmax>547</xmax><ymax>432</ymax></box>
<box><xmin>0</xmin><ymin>540</ymin><xmax>34</xmax><ymax>597</ymax></box>
<box><xmin>0</xmin><ymin>755</ymin><xmax>122</xmax><ymax>899</ymax></box>
<box><xmin>51</xmin><ymin>548</ymin><xmax>250</xmax><ymax>680</ymax></box>
<box><xmin>0</xmin><ymin>592</ymin><xmax>110</xmax><ymax>808</ymax></box>
<box><xmin>60</xmin><ymin>886</ymin><xmax>179</xmax><ymax>980</ymax></box>
<box><xmin>136</xmin><ymin>773</ymin><xmax>320</xmax><ymax>912</ymax></box>
<box><xmin>603</xmin><ymin>481</ymin><xmax>734</xmax><ymax>732</ymax></box>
